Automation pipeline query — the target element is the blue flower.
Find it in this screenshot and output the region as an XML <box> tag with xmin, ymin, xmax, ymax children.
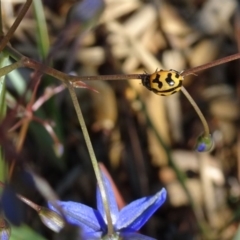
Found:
<box><xmin>48</xmin><ymin>172</ymin><xmax>167</xmax><ymax>240</ymax></box>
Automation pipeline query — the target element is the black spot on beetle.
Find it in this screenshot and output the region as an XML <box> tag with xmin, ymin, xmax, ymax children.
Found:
<box><xmin>165</xmin><ymin>73</ymin><xmax>175</xmax><ymax>86</ymax></box>
<box><xmin>152</xmin><ymin>74</ymin><xmax>163</xmax><ymax>89</ymax></box>
<box><xmin>174</xmin><ymin>72</ymin><xmax>180</xmax><ymax>78</ymax></box>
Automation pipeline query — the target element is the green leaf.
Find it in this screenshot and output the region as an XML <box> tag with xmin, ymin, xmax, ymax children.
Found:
<box><xmin>32</xmin><ymin>0</ymin><xmax>50</xmax><ymax>59</ymax></box>
<box><xmin>11</xmin><ymin>224</ymin><xmax>47</xmax><ymax>240</ymax></box>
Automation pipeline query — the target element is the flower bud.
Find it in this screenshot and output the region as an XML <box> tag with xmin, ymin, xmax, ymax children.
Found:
<box><xmin>0</xmin><ymin>218</ymin><xmax>11</xmax><ymax>240</ymax></box>
<box><xmin>195</xmin><ymin>134</ymin><xmax>214</xmax><ymax>152</ymax></box>
<box><xmin>38</xmin><ymin>207</ymin><xmax>65</xmax><ymax>232</ymax></box>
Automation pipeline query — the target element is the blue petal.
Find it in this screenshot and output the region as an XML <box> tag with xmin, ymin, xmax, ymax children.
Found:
<box><xmin>116</xmin><ymin>188</ymin><xmax>167</xmax><ymax>231</ymax></box>
<box><xmin>48</xmin><ymin>201</ymin><xmax>106</xmax><ymax>233</ymax></box>
<box><xmin>81</xmin><ymin>231</ymin><xmax>103</xmax><ymax>240</ymax></box>
<box><xmin>68</xmin><ymin>0</ymin><xmax>105</xmax><ymax>23</ymax></box>
<box><xmin>120</xmin><ymin>232</ymin><xmax>156</xmax><ymax>240</ymax></box>
<box><xmin>1</xmin><ymin>185</ymin><xmax>24</xmax><ymax>226</ymax></box>
<box><xmin>0</xmin><ymin>219</ymin><xmax>10</xmax><ymax>240</ymax></box>
<box><xmin>96</xmin><ymin>172</ymin><xmax>119</xmax><ymax>224</ymax></box>
<box><xmin>0</xmin><ymin>230</ymin><xmax>10</xmax><ymax>240</ymax></box>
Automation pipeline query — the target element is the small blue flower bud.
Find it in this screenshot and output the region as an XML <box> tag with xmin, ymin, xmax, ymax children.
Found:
<box><xmin>38</xmin><ymin>207</ymin><xmax>65</xmax><ymax>233</ymax></box>
<box><xmin>195</xmin><ymin>134</ymin><xmax>214</xmax><ymax>152</ymax></box>
<box><xmin>0</xmin><ymin>218</ymin><xmax>11</xmax><ymax>240</ymax></box>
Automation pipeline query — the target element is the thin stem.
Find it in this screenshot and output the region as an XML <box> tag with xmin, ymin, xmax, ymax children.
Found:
<box><xmin>182</xmin><ymin>53</ymin><xmax>240</xmax><ymax>76</ymax></box>
<box><xmin>141</xmin><ymin>100</ymin><xmax>208</xmax><ymax>238</ymax></box>
<box><xmin>0</xmin><ymin>0</ymin><xmax>4</xmax><ymax>37</ymax></box>
<box><xmin>0</xmin><ymin>60</ymin><xmax>23</xmax><ymax>77</ymax></box>
<box><xmin>69</xmin><ymin>74</ymin><xmax>145</xmax><ymax>81</ymax></box>
<box><xmin>16</xmin><ymin>119</ymin><xmax>30</xmax><ymax>152</ymax></box>
<box><xmin>0</xmin><ymin>0</ymin><xmax>32</xmax><ymax>53</ymax></box>
<box><xmin>23</xmin><ymin>51</ymin><xmax>240</xmax><ymax>82</ymax></box>
<box><xmin>181</xmin><ymin>86</ymin><xmax>210</xmax><ymax>136</ymax></box>
<box><xmin>4</xmin><ymin>45</ymin><xmax>147</xmax><ymax>81</ymax></box>
<box><xmin>4</xmin><ymin>45</ymin><xmax>24</xmax><ymax>61</ymax></box>
<box><xmin>21</xmin><ymin>57</ymin><xmax>146</xmax><ymax>85</ymax></box>
<box><xmin>17</xmin><ymin>193</ymin><xmax>40</xmax><ymax>211</ymax></box>
<box><xmin>0</xmin><ymin>182</ymin><xmax>31</xmax><ymax>206</ymax></box>
<box><xmin>22</xmin><ymin>53</ymin><xmax>240</xmax><ymax>82</ymax></box>
<box><xmin>67</xmin><ymin>83</ymin><xmax>114</xmax><ymax>235</ymax></box>
<box><xmin>3</xmin><ymin>45</ymin><xmax>240</xmax><ymax>83</ymax></box>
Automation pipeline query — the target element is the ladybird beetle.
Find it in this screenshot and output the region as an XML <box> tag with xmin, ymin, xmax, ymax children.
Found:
<box><xmin>142</xmin><ymin>69</ymin><xmax>184</xmax><ymax>96</ymax></box>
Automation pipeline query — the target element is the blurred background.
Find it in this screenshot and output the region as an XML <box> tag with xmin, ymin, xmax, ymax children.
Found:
<box><xmin>1</xmin><ymin>0</ymin><xmax>240</xmax><ymax>239</ymax></box>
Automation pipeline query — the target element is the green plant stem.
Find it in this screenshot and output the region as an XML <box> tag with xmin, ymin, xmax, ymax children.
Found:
<box><xmin>181</xmin><ymin>86</ymin><xmax>210</xmax><ymax>136</ymax></box>
<box><xmin>0</xmin><ymin>60</ymin><xmax>23</xmax><ymax>77</ymax></box>
<box><xmin>141</xmin><ymin>98</ymin><xmax>209</xmax><ymax>239</ymax></box>
<box><xmin>4</xmin><ymin>45</ymin><xmax>24</xmax><ymax>61</ymax></box>
<box><xmin>1</xmin><ymin>46</ymin><xmax>114</xmax><ymax>234</ymax></box>
<box><xmin>1</xmin><ymin>47</ymin><xmax>115</xmax><ymax>235</ymax></box>
<box><xmin>67</xmin><ymin>83</ymin><xmax>114</xmax><ymax>235</ymax></box>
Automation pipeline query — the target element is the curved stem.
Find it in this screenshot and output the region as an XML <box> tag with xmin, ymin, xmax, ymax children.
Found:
<box><xmin>181</xmin><ymin>86</ymin><xmax>210</xmax><ymax>136</ymax></box>
<box><xmin>67</xmin><ymin>82</ymin><xmax>114</xmax><ymax>235</ymax></box>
